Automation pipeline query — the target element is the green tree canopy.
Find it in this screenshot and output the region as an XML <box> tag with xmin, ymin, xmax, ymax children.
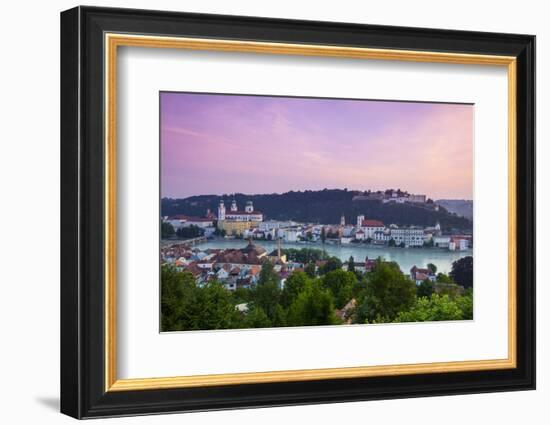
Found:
<box><xmin>281</xmin><ymin>271</ymin><xmax>312</xmax><ymax>307</ymax></box>
<box><xmin>304</xmin><ymin>262</ymin><xmax>316</xmax><ymax>278</ymax></box>
<box><xmin>283</xmin><ymin>248</ymin><xmax>328</xmax><ymax>264</ymax></box>
<box><xmin>354</xmin><ymin>261</ymin><xmax>416</xmax><ymax>323</ymax></box>
<box><xmin>250</xmin><ymin>262</ymin><xmax>284</xmax><ymax>325</ymax></box>
<box><xmin>161</xmin><ymin>266</ymin><xmax>242</xmax><ymax>331</ymax></box>
<box><xmin>394</xmin><ymin>294</ymin><xmax>465</xmax><ymax>323</ymax></box>
<box><xmin>347</xmin><ymin>256</ymin><xmax>356</xmax><ymax>273</ymax></box>
<box><xmin>450</xmin><ymin>256</ymin><xmax>473</xmax><ymax>289</ymax></box>
<box><xmin>321</xmin><ymin>269</ymin><xmax>357</xmax><ymax>309</ymax></box>
<box><xmin>417</xmin><ymin>278</ymin><xmax>434</xmax><ymax>298</ymax></box>
<box><xmin>161</xmin><ymin>221</ymin><xmax>175</xmax><ymax>239</ymax></box>
<box><xmin>319</xmin><ymin>257</ymin><xmax>343</xmax><ymax>275</ymax></box>
<box><xmin>287</xmin><ymin>280</ymin><xmax>339</xmax><ymax>326</ymax></box>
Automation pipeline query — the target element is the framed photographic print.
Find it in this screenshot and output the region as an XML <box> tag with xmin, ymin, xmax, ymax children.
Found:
<box><xmin>60</xmin><ymin>6</ymin><xmax>535</xmax><ymax>419</ymax></box>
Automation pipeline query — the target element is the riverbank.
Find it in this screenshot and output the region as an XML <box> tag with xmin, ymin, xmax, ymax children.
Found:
<box><xmin>162</xmin><ymin>238</ymin><xmax>472</xmax><ymax>274</ymax></box>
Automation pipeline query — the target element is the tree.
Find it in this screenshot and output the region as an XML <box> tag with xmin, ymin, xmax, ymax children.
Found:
<box><xmin>176</xmin><ymin>224</ymin><xmax>204</xmax><ymax>239</ymax></box>
<box><xmin>321</xmin><ymin>269</ymin><xmax>357</xmax><ymax>309</ymax></box>
<box><xmin>304</xmin><ymin>262</ymin><xmax>316</xmax><ymax>278</ymax></box>
<box><xmin>417</xmin><ymin>278</ymin><xmax>434</xmax><ymax>298</ymax></box>
<box><xmin>213</xmin><ymin>227</ymin><xmax>226</xmax><ymax>237</ymax></box>
<box><xmin>427</xmin><ymin>263</ymin><xmax>437</xmax><ymax>274</ymax></box>
<box><xmin>450</xmin><ymin>256</ymin><xmax>473</xmax><ymax>289</ymax></box>
<box><xmin>321</xmin><ymin>226</ymin><xmax>326</xmax><ymax>243</ymax></box>
<box><xmin>160</xmin><ymin>266</ymin><xmax>242</xmax><ymax>331</ymax></box>
<box><xmin>283</xmin><ymin>248</ymin><xmax>328</xmax><ymax>263</ymax></box>
<box><xmin>388</xmin><ymin>238</ymin><xmax>396</xmax><ymax>247</ymax></box>
<box><xmin>436</xmin><ymin>272</ymin><xmax>453</xmax><ymax>284</ymax></box>
<box><xmin>243</xmin><ymin>306</ymin><xmax>271</xmax><ymax>328</ymax></box>
<box><xmin>250</xmin><ymin>262</ymin><xmax>284</xmax><ymax>325</ymax></box>
<box><xmin>347</xmin><ymin>256</ymin><xmax>356</xmax><ymax>273</ymax></box>
<box><xmin>455</xmin><ymin>289</ymin><xmax>473</xmax><ymax>320</ymax></box>
<box><xmin>353</xmin><ymin>261</ymin><xmax>416</xmax><ymax>323</ymax></box>
<box><xmin>394</xmin><ymin>294</ymin><xmax>464</xmax><ymax>323</ymax></box>
<box><xmin>319</xmin><ymin>257</ymin><xmax>342</xmax><ymax>275</ymax></box>
<box><xmin>161</xmin><ymin>221</ymin><xmax>175</xmax><ymax>239</ymax></box>
<box><xmin>287</xmin><ymin>280</ymin><xmax>339</xmax><ymax>326</ymax></box>
<box><xmin>281</xmin><ymin>271</ymin><xmax>311</xmax><ymax>307</ymax></box>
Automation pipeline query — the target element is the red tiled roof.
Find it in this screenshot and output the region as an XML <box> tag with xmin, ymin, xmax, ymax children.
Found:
<box><xmin>362</xmin><ymin>219</ymin><xmax>384</xmax><ymax>227</ymax></box>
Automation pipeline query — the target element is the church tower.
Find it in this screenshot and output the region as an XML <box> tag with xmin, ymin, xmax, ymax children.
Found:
<box><xmin>230</xmin><ymin>199</ymin><xmax>238</xmax><ymax>212</ymax></box>
<box><xmin>340</xmin><ymin>213</ymin><xmax>345</xmax><ymax>226</ymax></box>
<box><xmin>245</xmin><ymin>201</ymin><xmax>254</xmax><ymax>213</ymax></box>
<box><xmin>356</xmin><ymin>215</ymin><xmax>364</xmax><ymax>229</ymax></box>
<box><xmin>217</xmin><ymin>200</ymin><xmax>226</xmax><ymax>224</ymax></box>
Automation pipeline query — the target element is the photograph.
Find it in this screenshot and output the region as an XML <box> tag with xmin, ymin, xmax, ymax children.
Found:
<box><xmin>160</xmin><ymin>92</ymin><xmax>475</xmax><ymax>332</ymax></box>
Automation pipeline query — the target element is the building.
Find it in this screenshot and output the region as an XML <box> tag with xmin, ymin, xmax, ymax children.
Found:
<box><xmin>410</xmin><ymin>265</ymin><xmax>436</xmax><ymax>285</ymax></box>
<box><xmin>281</xmin><ymin>228</ymin><xmax>301</xmax><ymax>242</ymax></box>
<box><xmin>408</xmin><ymin>194</ymin><xmax>427</xmax><ymax>203</ymax></box>
<box><xmin>343</xmin><ymin>256</ymin><xmax>378</xmax><ymax>273</ymax></box>
<box><xmin>373</xmin><ymin>230</ymin><xmax>391</xmax><ymax>243</ymax></box>
<box><xmin>356</xmin><ymin>217</ymin><xmax>385</xmax><ymax>239</ymax></box>
<box><xmin>390</xmin><ymin>226</ymin><xmax>425</xmax><ymax>247</ymax></box>
<box><xmin>449</xmin><ymin>236</ymin><xmax>470</xmax><ymax>251</ymax></box>
<box><xmin>259</xmin><ymin>220</ymin><xmax>297</xmax><ymax>231</ymax></box>
<box><xmin>433</xmin><ymin>235</ymin><xmax>451</xmax><ymax>248</ymax></box>
<box><xmin>217</xmin><ymin>200</ymin><xmax>263</xmax><ymax>236</ymax></box>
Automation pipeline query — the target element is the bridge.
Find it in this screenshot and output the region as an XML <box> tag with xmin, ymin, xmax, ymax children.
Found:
<box><xmin>178</xmin><ymin>236</ymin><xmax>207</xmax><ymax>247</ymax></box>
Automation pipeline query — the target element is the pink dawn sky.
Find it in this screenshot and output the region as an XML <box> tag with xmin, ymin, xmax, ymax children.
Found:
<box><xmin>160</xmin><ymin>92</ymin><xmax>473</xmax><ymax>200</ymax></box>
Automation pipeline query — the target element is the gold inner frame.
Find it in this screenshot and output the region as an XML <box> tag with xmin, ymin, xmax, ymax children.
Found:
<box><xmin>104</xmin><ymin>33</ymin><xmax>517</xmax><ymax>392</ymax></box>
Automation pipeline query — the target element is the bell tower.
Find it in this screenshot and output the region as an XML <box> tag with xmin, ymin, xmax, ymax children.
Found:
<box><xmin>218</xmin><ymin>200</ymin><xmax>226</xmax><ymax>223</ymax></box>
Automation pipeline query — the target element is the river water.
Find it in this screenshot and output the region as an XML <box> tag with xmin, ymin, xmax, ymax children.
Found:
<box><xmin>193</xmin><ymin>240</ymin><xmax>472</xmax><ymax>274</ymax></box>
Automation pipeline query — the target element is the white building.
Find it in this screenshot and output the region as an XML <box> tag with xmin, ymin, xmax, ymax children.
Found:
<box><xmin>433</xmin><ymin>236</ymin><xmax>451</xmax><ymax>248</ymax></box>
<box><xmin>449</xmin><ymin>238</ymin><xmax>469</xmax><ymax>251</ymax></box>
<box><xmin>281</xmin><ymin>228</ymin><xmax>301</xmax><ymax>242</ymax></box>
<box><xmin>259</xmin><ymin>220</ymin><xmax>297</xmax><ymax>231</ymax></box>
<box><xmin>373</xmin><ymin>230</ymin><xmax>391</xmax><ymax>242</ymax></box>
<box><xmin>357</xmin><ymin>217</ymin><xmax>385</xmax><ymax>239</ymax></box>
<box><xmin>408</xmin><ymin>194</ymin><xmax>427</xmax><ymax>203</ymax></box>
<box><xmin>218</xmin><ymin>200</ymin><xmax>263</xmax><ymax>223</ymax></box>
<box><xmin>390</xmin><ymin>226</ymin><xmax>425</xmax><ymax>247</ymax></box>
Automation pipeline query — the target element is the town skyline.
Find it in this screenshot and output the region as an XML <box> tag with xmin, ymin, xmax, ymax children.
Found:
<box><xmin>161</xmin><ymin>92</ymin><xmax>473</xmax><ymax>200</ymax></box>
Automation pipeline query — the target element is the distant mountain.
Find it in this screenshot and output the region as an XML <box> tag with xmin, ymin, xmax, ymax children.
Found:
<box><xmin>162</xmin><ymin>189</ymin><xmax>473</xmax><ymax>231</ymax></box>
<box><xmin>435</xmin><ymin>199</ymin><xmax>473</xmax><ymax>220</ymax></box>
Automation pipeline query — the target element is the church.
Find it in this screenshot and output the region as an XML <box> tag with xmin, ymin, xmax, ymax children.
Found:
<box><xmin>217</xmin><ymin>200</ymin><xmax>263</xmax><ymax>236</ymax></box>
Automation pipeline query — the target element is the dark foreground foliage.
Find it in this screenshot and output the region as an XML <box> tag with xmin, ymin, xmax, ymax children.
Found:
<box><xmin>161</xmin><ymin>254</ymin><xmax>473</xmax><ymax>331</ymax></box>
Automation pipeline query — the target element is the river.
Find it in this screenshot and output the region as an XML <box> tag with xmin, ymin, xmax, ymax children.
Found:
<box><xmin>191</xmin><ymin>239</ymin><xmax>471</xmax><ymax>274</ymax></box>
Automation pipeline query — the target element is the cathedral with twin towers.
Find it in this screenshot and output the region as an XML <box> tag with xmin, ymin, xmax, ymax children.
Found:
<box><xmin>217</xmin><ymin>199</ymin><xmax>264</xmax><ymax>235</ymax></box>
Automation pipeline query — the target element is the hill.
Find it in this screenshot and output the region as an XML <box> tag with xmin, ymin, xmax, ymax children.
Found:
<box><xmin>435</xmin><ymin>199</ymin><xmax>473</xmax><ymax>220</ymax></box>
<box><xmin>162</xmin><ymin>189</ymin><xmax>472</xmax><ymax>231</ymax></box>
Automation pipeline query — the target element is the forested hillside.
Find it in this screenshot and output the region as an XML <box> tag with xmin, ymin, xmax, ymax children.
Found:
<box><xmin>162</xmin><ymin>189</ymin><xmax>472</xmax><ymax>231</ymax></box>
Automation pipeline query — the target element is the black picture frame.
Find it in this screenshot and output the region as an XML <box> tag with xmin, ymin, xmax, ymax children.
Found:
<box><xmin>61</xmin><ymin>5</ymin><xmax>535</xmax><ymax>419</ymax></box>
